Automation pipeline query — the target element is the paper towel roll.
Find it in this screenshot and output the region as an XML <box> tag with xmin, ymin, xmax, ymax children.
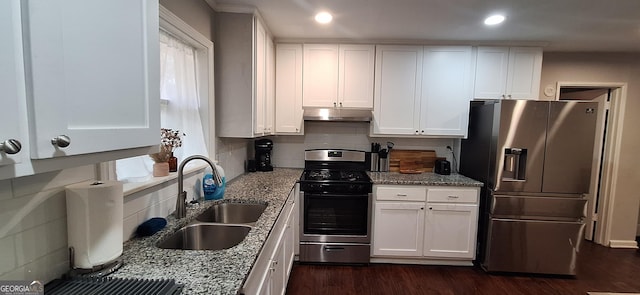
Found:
<box><xmin>65</xmin><ymin>180</ymin><xmax>123</xmax><ymax>269</ymax></box>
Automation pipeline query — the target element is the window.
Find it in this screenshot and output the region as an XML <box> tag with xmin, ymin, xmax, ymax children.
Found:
<box><xmin>112</xmin><ymin>6</ymin><xmax>215</xmax><ymax>184</ymax></box>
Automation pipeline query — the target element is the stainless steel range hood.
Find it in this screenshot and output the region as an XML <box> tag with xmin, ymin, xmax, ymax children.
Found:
<box><xmin>303</xmin><ymin>108</ymin><xmax>372</xmax><ymax>122</ymax></box>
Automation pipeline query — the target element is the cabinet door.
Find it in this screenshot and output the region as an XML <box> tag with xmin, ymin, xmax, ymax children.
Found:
<box><xmin>283</xmin><ymin>200</ymin><xmax>296</xmax><ymax>284</ymax></box>
<box><xmin>372</xmin><ymin>202</ymin><xmax>425</xmax><ymax>257</ymax></box>
<box><xmin>275</xmin><ymin>44</ymin><xmax>303</xmax><ymax>134</ymax></box>
<box><xmin>373</xmin><ymin>45</ymin><xmax>422</xmax><ymax>135</ymax></box>
<box><xmin>506</xmin><ymin>47</ymin><xmax>543</xmax><ymax>100</ymax></box>
<box><xmin>473</xmin><ymin>47</ymin><xmax>509</xmax><ymax>99</ymax></box>
<box><xmin>338</xmin><ymin>45</ymin><xmax>375</xmax><ymax>108</ymax></box>
<box><xmin>423</xmin><ymin>203</ymin><xmax>478</xmax><ymax>259</ymax></box>
<box><xmin>23</xmin><ymin>0</ymin><xmax>160</xmax><ymax>159</ymax></box>
<box><xmin>303</xmin><ymin>44</ymin><xmax>339</xmax><ymax>107</ymax></box>
<box><xmin>254</xmin><ymin>18</ymin><xmax>267</xmax><ymax>135</ymax></box>
<box><xmin>0</xmin><ymin>0</ymin><xmax>27</xmax><ymax>166</ymax></box>
<box><xmin>265</xmin><ymin>35</ymin><xmax>275</xmax><ymax>134</ymax></box>
<box><xmin>421</xmin><ymin>46</ymin><xmax>473</xmax><ymax>137</ymax></box>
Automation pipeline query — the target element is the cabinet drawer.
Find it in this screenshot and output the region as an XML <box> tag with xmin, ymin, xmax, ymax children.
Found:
<box><xmin>376</xmin><ymin>186</ymin><xmax>426</xmax><ymax>201</ymax></box>
<box><xmin>427</xmin><ymin>188</ymin><xmax>478</xmax><ymax>203</ymax></box>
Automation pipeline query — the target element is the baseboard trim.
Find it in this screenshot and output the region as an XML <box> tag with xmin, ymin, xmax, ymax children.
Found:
<box><xmin>609</xmin><ymin>240</ymin><xmax>638</xmax><ymax>249</ymax></box>
<box><xmin>370</xmin><ymin>257</ymin><xmax>473</xmax><ymax>266</ymax></box>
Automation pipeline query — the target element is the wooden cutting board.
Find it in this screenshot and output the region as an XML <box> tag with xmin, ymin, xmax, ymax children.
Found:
<box><xmin>389</xmin><ymin>150</ymin><xmax>444</xmax><ymax>173</ymax></box>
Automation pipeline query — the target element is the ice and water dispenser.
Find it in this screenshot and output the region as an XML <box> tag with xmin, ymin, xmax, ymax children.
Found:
<box><xmin>503</xmin><ymin>148</ymin><xmax>527</xmax><ymax>181</ymax></box>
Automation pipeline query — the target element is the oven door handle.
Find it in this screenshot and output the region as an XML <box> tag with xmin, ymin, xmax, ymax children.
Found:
<box><xmin>323</xmin><ymin>246</ymin><xmax>346</xmax><ymax>252</ymax></box>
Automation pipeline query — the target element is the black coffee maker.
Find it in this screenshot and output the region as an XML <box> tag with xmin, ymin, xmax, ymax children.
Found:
<box><xmin>254</xmin><ymin>139</ymin><xmax>273</xmax><ymax>171</ymax></box>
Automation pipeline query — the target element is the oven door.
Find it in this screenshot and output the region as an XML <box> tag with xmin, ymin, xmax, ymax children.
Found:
<box><xmin>300</xmin><ymin>191</ymin><xmax>372</xmax><ymax>244</ymax></box>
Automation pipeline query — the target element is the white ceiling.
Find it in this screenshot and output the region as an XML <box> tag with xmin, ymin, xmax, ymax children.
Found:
<box><xmin>211</xmin><ymin>0</ymin><xmax>640</xmax><ymax>52</ymax></box>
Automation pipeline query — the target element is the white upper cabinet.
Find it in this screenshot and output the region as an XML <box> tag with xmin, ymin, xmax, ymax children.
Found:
<box><xmin>217</xmin><ymin>13</ymin><xmax>274</xmax><ymax>137</ymax></box>
<box><xmin>275</xmin><ymin>44</ymin><xmax>304</xmax><ymax>134</ymax></box>
<box><xmin>1</xmin><ymin>0</ymin><xmax>159</xmax><ymax>180</ymax></box>
<box><xmin>474</xmin><ymin>47</ymin><xmax>542</xmax><ymax>100</ymax></box>
<box><xmin>0</xmin><ymin>0</ymin><xmax>27</xmax><ymax>167</ymax></box>
<box><xmin>338</xmin><ymin>45</ymin><xmax>375</xmax><ymax>108</ymax></box>
<box><xmin>373</xmin><ymin>45</ymin><xmax>473</xmax><ymax>137</ymax></box>
<box><xmin>303</xmin><ymin>44</ymin><xmax>339</xmax><ymax>108</ymax></box>
<box><xmin>23</xmin><ymin>0</ymin><xmax>160</xmax><ymax>159</ymax></box>
<box><xmin>302</xmin><ymin>44</ymin><xmax>375</xmax><ymax>109</ymax></box>
<box><xmin>420</xmin><ymin>46</ymin><xmax>473</xmax><ymax>137</ymax></box>
<box><xmin>254</xmin><ymin>19</ymin><xmax>267</xmax><ymax>135</ymax></box>
<box><xmin>372</xmin><ymin>45</ymin><xmax>423</xmax><ymax>135</ymax></box>
<box><xmin>266</xmin><ymin>37</ymin><xmax>275</xmax><ymax>135</ymax></box>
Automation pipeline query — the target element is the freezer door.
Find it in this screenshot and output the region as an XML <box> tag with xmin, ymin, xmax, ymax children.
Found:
<box><xmin>495</xmin><ymin>100</ymin><xmax>548</xmax><ymax>193</ymax></box>
<box><xmin>542</xmin><ymin>101</ymin><xmax>598</xmax><ymax>194</ymax></box>
<box><xmin>491</xmin><ymin>194</ymin><xmax>587</xmax><ymax>221</ymax></box>
<box><xmin>484</xmin><ymin>218</ymin><xmax>585</xmax><ymax>275</ymax></box>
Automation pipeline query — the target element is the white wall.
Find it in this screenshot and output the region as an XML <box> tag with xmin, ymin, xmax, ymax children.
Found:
<box><xmin>269</xmin><ymin>121</ymin><xmax>458</xmax><ymax>168</ymax></box>
<box><xmin>540</xmin><ymin>52</ymin><xmax>640</xmax><ymax>244</ymax></box>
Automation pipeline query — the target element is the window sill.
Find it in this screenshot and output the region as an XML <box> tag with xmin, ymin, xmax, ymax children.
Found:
<box><xmin>122</xmin><ymin>162</ymin><xmax>209</xmax><ymax>197</ymax></box>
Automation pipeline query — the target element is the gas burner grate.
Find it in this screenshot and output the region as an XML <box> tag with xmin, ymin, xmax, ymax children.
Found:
<box><xmin>45</xmin><ymin>277</ymin><xmax>183</xmax><ymax>295</ymax></box>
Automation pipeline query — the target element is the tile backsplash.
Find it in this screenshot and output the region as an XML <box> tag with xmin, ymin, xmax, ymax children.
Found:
<box><xmin>269</xmin><ymin>121</ymin><xmax>460</xmax><ymax>168</ymax></box>
<box><xmin>0</xmin><ymin>165</ymin><xmax>95</xmax><ymax>283</ymax></box>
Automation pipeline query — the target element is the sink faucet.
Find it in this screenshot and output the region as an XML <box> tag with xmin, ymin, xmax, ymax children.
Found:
<box><xmin>174</xmin><ymin>155</ymin><xmax>220</xmax><ymax>219</ymax></box>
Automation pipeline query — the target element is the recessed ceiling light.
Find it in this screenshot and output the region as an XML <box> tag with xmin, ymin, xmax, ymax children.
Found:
<box><xmin>315</xmin><ymin>12</ymin><xmax>333</xmax><ymax>24</ymax></box>
<box><xmin>484</xmin><ymin>14</ymin><xmax>505</xmax><ymax>26</ymax></box>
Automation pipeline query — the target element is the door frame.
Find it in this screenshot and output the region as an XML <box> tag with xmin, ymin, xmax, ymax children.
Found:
<box><xmin>554</xmin><ymin>81</ymin><xmax>628</xmax><ymax>247</ymax></box>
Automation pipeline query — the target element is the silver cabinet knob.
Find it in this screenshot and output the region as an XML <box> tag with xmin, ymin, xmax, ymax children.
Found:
<box><xmin>51</xmin><ymin>135</ymin><xmax>71</xmax><ymax>148</ymax></box>
<box><xmin>0</xmin><ymin>139</ymin><xmax>22</xmax><ymax>154</ymax></box>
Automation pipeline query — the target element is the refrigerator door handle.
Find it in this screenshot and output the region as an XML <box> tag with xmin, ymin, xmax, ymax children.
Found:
<box><xmin>491</xmin><ymin>217</ymin><xmax>584</xmax><ymax>225</ymax></box>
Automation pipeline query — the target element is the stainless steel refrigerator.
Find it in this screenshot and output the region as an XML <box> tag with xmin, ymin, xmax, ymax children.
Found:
<box><xmin>460</xmin><ymin>99</ymin><xmax>598</xmax><ymax>275</ymax></box>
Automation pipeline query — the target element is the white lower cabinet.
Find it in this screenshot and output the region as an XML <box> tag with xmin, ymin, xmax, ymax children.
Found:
<box><xmin>372</xmin><ymin>202</ymin><xmax>425</xmax><ymax>256</ymax></box>
<box><xmin>243</xmin><ymin>186</ymin><xmax>296</xmax><ymax>295</ymax></box>
<box><xmin>423</xmin><ymin>203</ymin><xmax>478</xmax><ymax>259</ymax></box>
<box><xmin>372</xmin><ymin>185</ymin><xmax>480</xmax><ymax>263</ymax></box>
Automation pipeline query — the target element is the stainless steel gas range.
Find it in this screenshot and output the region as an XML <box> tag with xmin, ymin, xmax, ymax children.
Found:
<box><xmin>298</xmin><ymin>149</ymin><xmax>373</xmax><ymax>264</ymax></box>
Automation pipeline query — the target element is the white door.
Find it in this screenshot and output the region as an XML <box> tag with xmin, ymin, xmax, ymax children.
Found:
<box><xmin>275</xmin><ymin>44</ymin><xmax>303</xmax><ymax>134</ymax></box>
<box><xmin>420</xmin><ymin>46</ymin><xmax>473</xmax><ymax>137</ymax></box>
<box><xmin>372</xmin><ymin>202</ymin><xmax>425</xmax><ymax>257</ymax></box>
<box><xmin>338</xmin><ymin>44</ymin><xmax>375</xmax><ymax>108</ymax></box>
<box><xmin>373</xmin><ymin>45</ymin><xmax>423</xmax><ymax>135</ymax></box>
<box><xmin>23</xmin><ymin>0</ymin><xmax>160</xmax><ymax>159</ymax></box>
<box><xmin>423</xmin><ymin>203</ymin><xmax>478</xmax><ymax>259</ymax></box>
<box><xmin>0</xmin><ymin>0</ymin><xmax>27</xmax><ymax>166</ymax></box>
<box><xmin>506</xmin><ymin>47</ymin><xmax>543</xmax><ymax>100</ymax></box>
<box><xmin>303</xmin><ymin>44</ymin><xmax>338</xmax><ymax>107</ymax></box>
<box><xmin>254</xmin><ymin>18</ymin><xmax>267</xmax><ymax>135</ymax></box>
<box><xmin>473</xmin><ymin>47</ymin><xmax>509</xmax><ymax>99</ymax></box>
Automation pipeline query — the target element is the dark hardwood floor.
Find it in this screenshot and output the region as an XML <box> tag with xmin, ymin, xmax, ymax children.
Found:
<box><xmin>286</xmin><ymin>241</ymin><xmax>640</xmax><ymax>295</ymax></box>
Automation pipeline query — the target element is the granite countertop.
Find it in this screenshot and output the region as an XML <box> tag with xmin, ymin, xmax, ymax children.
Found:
<box><xmin>111</xmin><ymin>168</ymin><xmax>302</xmax><ymax>295</ymax></box>
<box><xmin>368</xmin><ymin>171</ymin><xmax>483</xmax><ymax>187</ymax></box>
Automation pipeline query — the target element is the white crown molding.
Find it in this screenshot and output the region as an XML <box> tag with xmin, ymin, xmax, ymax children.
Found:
<box><xmin>214</xmin><ymin>3</ymin><xmax>257</xmax><ymax>14</ymax></box>
<box><xmin>203</xmin><ymin>0</ymin><xmax>217</xmax><ymax>10</ymax></box>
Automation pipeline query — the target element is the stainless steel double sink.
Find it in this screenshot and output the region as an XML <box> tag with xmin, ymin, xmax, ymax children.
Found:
<box><xmin>157</xmin><ymin>202</ymin><xmax>267</xmax><ymax>251</ymax></box>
